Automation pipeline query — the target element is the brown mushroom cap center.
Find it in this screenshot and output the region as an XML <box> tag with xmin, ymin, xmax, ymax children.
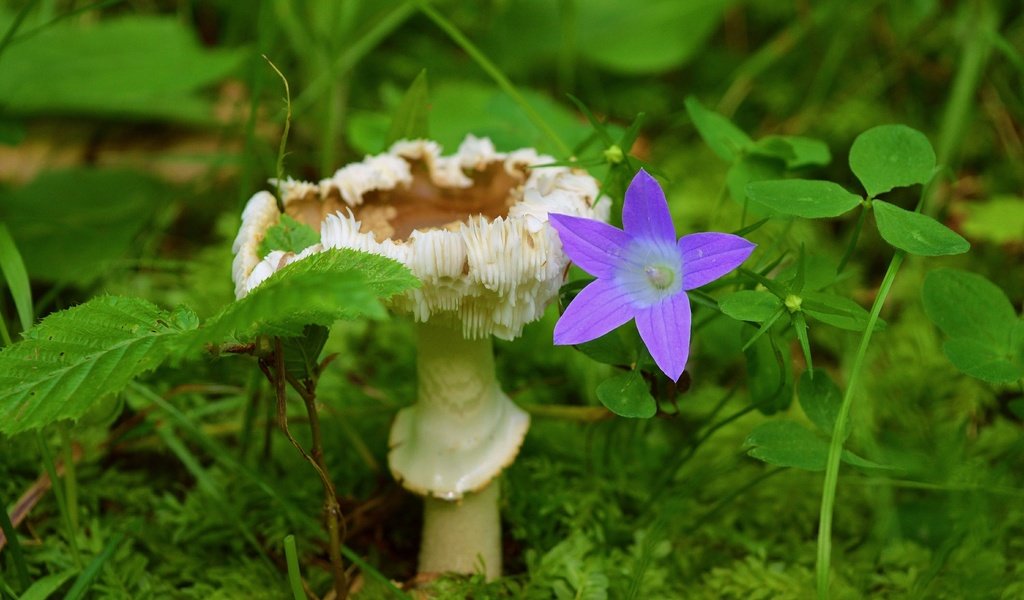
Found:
<box><xmin>285</xmin><ymin>160</ymin><xmax>527</xmax><ymax>243</ymax></box>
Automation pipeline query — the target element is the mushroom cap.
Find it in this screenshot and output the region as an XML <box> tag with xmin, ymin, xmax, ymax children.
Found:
<box><xmin>232</xmin><ymin>135</ymin><xmax>609</xmax><ymax>340</ymax></box>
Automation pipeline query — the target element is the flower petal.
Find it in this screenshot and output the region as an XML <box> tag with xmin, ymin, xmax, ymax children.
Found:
<box><xmin>679</xmin><ymin>233</ymin><xmax>756</xmax><ymax>290</ymax></box>
<box><xmin>635</xmin><ymin>292</ymin><xmax>691</xmax><ymax>381</ymax></box>
<box><xmin>554</xmin><ymin>278</ymin><xmax>638</xmax><ymax>345</ymax></box>
<box><xmin>622</xmin><ymin>169</ymin><xmax>675</xmax><ymax>242</ymax></box>
<box><xmin>549</xmin><ymin>213</ymin><xmax>632</xmax><ymax>278</ymax></box>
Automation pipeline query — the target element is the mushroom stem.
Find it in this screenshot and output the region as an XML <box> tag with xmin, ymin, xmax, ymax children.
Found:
<box><xmin>420</xmin><ymin>481</ymin><xmax>501</xmax><ymax>580</ymax></box>
<box><xmin>389</xmin><ymin>321</ymin><xmax>529</xmax><ymax>580</ymax></box>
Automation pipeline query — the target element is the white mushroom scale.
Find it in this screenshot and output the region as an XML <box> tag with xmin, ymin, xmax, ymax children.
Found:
<box><xmin>232</xmin><ymin>136</ymin><xmax>608</xmax><ymax>580</ymax></box>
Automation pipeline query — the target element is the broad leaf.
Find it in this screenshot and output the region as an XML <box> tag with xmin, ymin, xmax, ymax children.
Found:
<box><xmin>685</xmin><ymin>96</ymin><xmax>752</xmax><ymax>163</ymax></box>
<box><xmin>0</xmin><ymin>296</ymin><xmax>198</xmax><ymax>435</ymax></box>
<box><xmin>0</xmin><ymin>17</ymin><xmax>244</xmax><ymax>123</ymax></box>
<box><xmin>873</xmin><ymin>200</ymin><xmax>970</xmax><ymax>256</ymax></box>
<box><xmin>258</xmin><ymin>214</ymin><xmax>320</xmax><ymax>256</ymax></box>
<box><xmin>0</xmin><ymin>169</ymin><xmax>164</xmax><ymax>284</ymax></box>
<box><xmin>744</xmin><ymin>331</ymin><xmax>793</xmax><ymax>415</ymax></box>
<box><xmin>922</xmin><ymin>268</ymin><xmax>1017</xmax><ymax>343</ymax></box>
<box><xmin>719</xmin><ymin>290</ymin><xmax>782</xmax><ymax>322</ymax></box>
<box><xmin>744</xmin><ymin>420</ymin><xmax>887</xmax><ymax>471</ymax></box>
<box><xmin>577</xmin><ymin>0</ymin><xmax>731</xmax><ymax>74</ymax></box>
<box><xmin>943</xmin><ymin>338</ymin><xmax>1024</xmax><ymax>384</ymax></box>
<box><xmin>849</xmin><ymin>125</ymin><xmax>936</xmax><ymax>197</ymax></box>
<box><xmin>960</xmin><ymin>196</ymin><xmax>1024</xmax><ymax>244</ymax></box>
<box><xmin>386</xmin><ymin>69</ymin><xmax>430</xmax><ymax>144</ymax></box>
<box><xmin>198</xmin><ymin>249</ymin><xmax>419</xmax><ymax>343</ymax></box>
<box><xmin>596</xmin><ymin>370</ymin><xmax>656</xmax><ymax>418</ymax></box>
<box><xmin>798</xmin><ymin>369</ymin><xmax>848</xmax><ymax>439</ymax></box>
<box><xmin>745</xmin><ymin>179</ymin><xmax>862</xmax><ymax>218</ymax></box>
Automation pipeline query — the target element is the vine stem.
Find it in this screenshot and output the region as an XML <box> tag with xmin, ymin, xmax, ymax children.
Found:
<box><xmin>816</xmin><ymin>250</ymin><xmax>905</xmax><ymax>598</ymax></box>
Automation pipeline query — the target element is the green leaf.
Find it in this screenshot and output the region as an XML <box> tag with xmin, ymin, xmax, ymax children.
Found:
<box><xmin>745</xmin><ymin>420</ymin><xmax>887</xmax><ymax>471</ymax></box>
<box><xmin>849</xmin><ymin>125</ymin><xmax>937</xmax><ymax>197</ymax></box>
<box><xmin>922</xmin><ymin>268</ymin><xmax>1018</xmax><ymax>343</ymax></box>
<box><xmin>923</xmin><ymin>269</ymin><xmax>1024</xmax><ymax>383</ymax></box>
<box><xmin>258</xmin><ymin>214</ymin><xmax>320</xmax><ymax>256</ymax></box>
<box><xmin>0</xmin><ymin>169</ymin><xmax>165</xmax><ymax>284</ymax></box>
<box><xmin>577</xmin><ymin>0</ymin><xmax>731</xmax><ymax>74</ymax></box>
<box><xmin>942</xmin><ymin>337</ymin><xmax>1024</xmax><ymax>384</ymax></box>
<box><xmin>685</xmin><ymin>96</ymin><xmax>752</xmax><ymax>163</ymax></box>
<box><xmin>0</xmin><ymin>222</ymin><xmax>32</xmax><ymax>332</ymax></box>
<box><xmin>873</xmin><ymin>200</ymin><xmax>970</xmax><ymax>256</ymax></box>
<box><xmin>744</xmin><ymin>331</ymin><xmax>793</xmax><ymax>415</ymax></box>
<box><xmin>280</xmin><ymin>325</ymin><xmax>330</xmax><ymax>381</ymax></box>
<box><xmin>575</xmin><ymin>325</ymin><xmax>638</xmax><ymax>367</ymax></box>
<box><xmin>0</xmin><ymin>17</ymin><xmax>244</xmax><ymax>123</ymax></box>
<box><xmin>17</xmin><ymin>569</ymin><xmax>76</xmax><ymax>600</ymax></box>
<box><xmin>595</xmin><ymin>370</ymin><xmax>656</xmax><ymax>418</ymax></box>
<box><xmin>801</xmin><ymin>291</ymin><xmax>882</xmax><ymax>332</ymax></box>
<box><xmin>719</xmin><ymin>290</ymin><xmax>783</xmax><ymax>322</ymax></box>
<box><xmin>960</xmin><ymin>195</ymin><xmax>1024</xmax><ymax>244</ymax></box>
<box><xmin>798</xmin><ymin>369</ymin><xmax>848</xmax><ymax>439</ymax></box>
<box><xmin>745</xmin><ymin>179</ymin><xmax>862</xmax><ymax>218</ymax></box>
<box><xmin>771</xmin><ymin>135</ymin><xmax>832</xmax><ymax>169</ymax></box>
<box><xmin>726</xmin><ymin>155</ymin><xmax>784</xmax><ymax>207</ymax></box>
<box><xmin>386</xmin><ymin>69</ymin><xmax>430</xmax><ymax>144</ymax></box>
<box><xmin>198</xmin><ymin>249</ymin><xmax>418</xmax><ymax>343</ymax></box>
<box><xmin>0</xmin><ymin>296</ymin><xmax>198</xmax><ymax>435</ymax></box>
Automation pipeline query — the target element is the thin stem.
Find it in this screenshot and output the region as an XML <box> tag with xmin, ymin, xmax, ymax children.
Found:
<box><xmin>35</xmin><ymin>431</ymin><xmax>81</xmax><ymax>567</ymax></box>
<box><xmin>0</xmin><ymin>492</ymin><xmax>29</xmax><ymax>590</ymax></box>
<box><xmin>683</xmin><ymin>467</ymin><xmax>786</xmax><ymax>535</ymax></box>
<box><xmin>59</xmin><ymin>425</ymin><xmax>79</xmax><ymax>535</ymax></box>
<box><xmin>262</xmin><ymin>339</ymin><xmax>348</xmax><ymax>600</ymax></box>
<box><xmin>816</xmin><ymin>251</ymin><xmax>904</xmax><ymax>598</ymax></box>
<box><xmin>414</xmin><ymin>0</ymin><xmax>572</xmax><ymax>157</ymax></box>
<box><xmin>836</xmin><ymin>205</ymin><xmax>867</xmax><ymax>274</ymax></box>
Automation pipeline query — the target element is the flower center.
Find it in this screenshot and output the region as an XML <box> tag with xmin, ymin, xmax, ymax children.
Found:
<box><xmin>644</xmin><ymin>264</ymin><xmax>676</xmax><ymax>290</ymax></box>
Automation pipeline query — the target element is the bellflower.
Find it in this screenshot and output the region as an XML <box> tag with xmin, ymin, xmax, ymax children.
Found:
<box><xmin>549</xmin><ymin>169</ymin><xmax>756</xmax><ymax>381</ymax></box>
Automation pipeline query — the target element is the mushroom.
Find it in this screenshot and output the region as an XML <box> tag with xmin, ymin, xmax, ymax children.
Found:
<box><xmin>232</xmin><ymin>136</ymin><xmax>607</xmax><ymax>580</ymax></box>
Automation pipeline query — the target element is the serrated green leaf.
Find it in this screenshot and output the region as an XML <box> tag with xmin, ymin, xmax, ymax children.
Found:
<box><xmin>258</xmin><ymin>214</ymin><xmax>320</xmax><ymax>256</ymax></box>
<box><xmin>798</xmin><ymin>369</ymin><xmax>848</xmax><ymax>439</ymax></box>
<box><xmin>801</xmin><ymin>291</ymin><xmax>882</xmax><ymax>332</ymax></box>
<box><xmin>719</xmin><ymin>290</ymin><xmax>782</xmax><ymax>323</ymax></box>
<box><xmin>386</xmin><ymin>69</ymin><xmax>430</xmax><ymax>144</ymax></box>
<box><xmin>942</xmin><ymin>338</ymin><xmax>1024</xmax><ymax>384</ymax></box>
<box><xmin>197</xmin><ymin>249</ymin><xmax>418</xmax><ymax>343</ymax></box>
<box><xmin>685</xmin><ymin>96</ymin><xmax>752</xmax><ymax>163</ymax></box>
<box><xmin>922</xmin><ymin>268</ymin><xmax>1017</xmax><ymax>343</ymax></box>
<box><xmin>873</xmin><ymin>200</ymin><xmax>970</xmax><ymax>256</ymax></box>
<box><xmin>0</xmin><ymin>296</ymin><xmax>197</xmax><ymax>435</ymax></box>
<box><xmin>595</xmin><ymin>370</ymin><xmax>656</xmax><ymax>418</ymax></box>
<box><xmin>745</xmin><ymin>179</ymin><xmax>862</xmax><ymax>218</ymax></box>
<box><xmin>745</xmin><ymin>420</ymin><xmax>888</xmax><ymax>471</ymax></box>
<box><xmin>849</xmin><ymin>125</ymin><xmax>937</xmax><ymax>197</ymax></box>
<box><xmin>0</xmin><ymin>17</ymin><xmax>244</xmax><ymax>123</ymax></box>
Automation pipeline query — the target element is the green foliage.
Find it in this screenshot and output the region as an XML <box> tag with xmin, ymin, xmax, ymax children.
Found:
<box><xmin>849</xmin><ymin>125</ymin><xmax>937</xmax><ymax>197</ymax></box>
<box><xmin>922</xmin><ymin>269</ymin><xmax>1024</xmax><ymax>383</ymax></box>
<box><xmin>0</xmin><ymin>17</ymin><xmax>244</xmax><ymax>123</ymax></box>
<box><xmin>257</xmin><ymin>215</ymin><xmax>320</xmax><ymax>256</ymax></box>
<box><xmin>0</xmin><ymin>222</ymin><xmax>31</xmax><ymax>332</ymax></box>
<box><xmin>719</xmin><ymin>290</ymin><xmax>782</xmax><ymax>322</ymax></box>
<box><xmin>0</xmin><ymin>296</ymin><xmax>198</xmax><ymax>435</ymax></box>
<box><xmin>959</xmin><ymin>196</ymin><xmax>1024</xmax><ymax>244</ymax></box>
<box><xmin>797</xmin><ymin>369</ymin><xmax>848</xmax><ymax>439</ymax></box>
<box><xmin>199</xmin><ymin>249</ymin><xmax>417</xmax><ymax>342</ymax></box>
<box><xmin>386</xmin><ymin>69</ymin><xmax>431</xmax><ymax>144</ymax></box>
<box><xmin>0</xmin><ymin>169</ymin><xmax>165</xmax><ymax>284</ymax></box>
<box><xmin>745</xmin><ymin>179</ymin><xmax>862</xmax><ymax>218</ymax></box>
<box><xmin>744</xmin><ymin>420</ymin><xmax>884</xmax><ymax>471</ymax></box>
<box><xmin>685</xmin><ymin>96</ymin><xmax>752</xmax><ymax>163</ymax></box>
<box><xmin>872</xmin><ymin>200</ymin><xmax>970</xmax><ymax>256</ymax></box>
<box><xmin>595</xmin><ymin>370</ymin><xmax>656</xmax><ymax>418</ymax></box>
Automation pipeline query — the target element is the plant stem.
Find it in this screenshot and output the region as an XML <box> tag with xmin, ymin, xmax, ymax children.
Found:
<box><xmin>815</xmin><ymin>251</ymin><xmax>904</xmax><ymax>598</ymax></box>
<box><xmin>59</xmin><ymin>425</ymin><xmax>79</xmax><ymax>535</ymax></box>
<box><xmin>262</xmin><ymin>339</ymin><xmax>348</xmax><ymax>600</ymax></box>
<box><xmin>35</xmin><ymin>431</ymin><xmax>81</xmax><ymax>567</ymax></box>
<box><xmin>0</xmin><ymin>492</ymin><xmax>29</xmax><ymax>590</ymax></box>
<box><xmin>836</xmin><ymin>205</ymin><xmax>867</xmax><ymax>274</ymax></box>
<box><xmin>414</xmin><ymin>0</ymin><xmax>572</xmax><ymax>157</ymax></box>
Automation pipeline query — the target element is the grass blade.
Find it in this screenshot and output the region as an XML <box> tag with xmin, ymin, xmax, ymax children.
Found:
<box><xmin>0</xmin><ymin>223</ymin><xmax>33</xmax><ymax>334</ymax></box>
<box><xmin>63</xmin><ymin>529</ymin><xmax>126</xmax><ymax>600</ymax></box>
<box><xmin>0</xmin><ymin>492</ymin><xmax>29</xmax><ymax>590</ymax></box>
<box><xmin>283</xmin><ymin>535</ymin><xmax>306</xmax><ymax>600</ymax></box>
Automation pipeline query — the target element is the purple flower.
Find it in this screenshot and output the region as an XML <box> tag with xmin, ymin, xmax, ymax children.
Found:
<box><xmin>550</xmin><ymin>169</ymin><xmax>756</xmax><ymax>381</ymax></box>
